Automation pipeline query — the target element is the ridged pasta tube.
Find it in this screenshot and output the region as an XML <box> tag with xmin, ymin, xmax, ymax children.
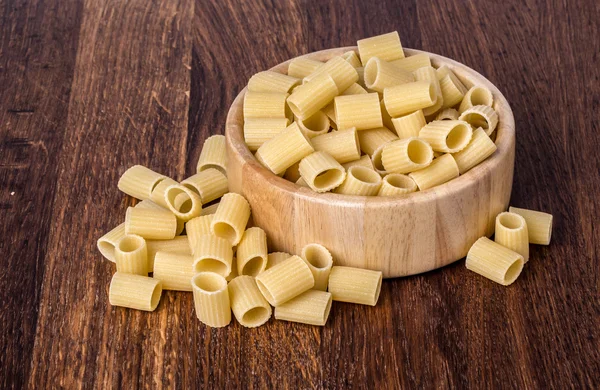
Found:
<box><xmin>192</xmin><ymin>272</ymin><xmax>231</xmax><ymax>327</ymax></box>
<box><xmin>364</xmin><ymin>57</ymin><xmax>414</xmax><ymax>93</ymax></box>
<box><xmin>287</xmin><ymin>57</ymin><xmax>323</xmax><ymax>79</ymax></box>
<box><xmin>146</xmin><ymin>236</ymin><xmax>191</xmax><ymax>271</ymax></box>
<box><xmin>228</xmin><ymin>276</ymin><xmax>272</xmax><ymax>328</ymax></box>
<box><xmin>287</xmin><ymin>74</ymin><xmax>338</xmax><ymax>119</ymax></box>
<box><xmin>383</xmin><ymin>81</ymin><xmax>436</xmax><ymax>117</ymax></box>
<box><xmin>125</xmin><ymin>207</ymin><xmax>177</xmax><ymax>240</ymax></box>
<box><xmin>149</xmin><ymin>177</ymin><xmax>178</xmax><ymax>209</ymax></box>
<box><xmin>255</xmin><ymin>122</ymin><xmax>315</xmax><ymax>175</ymax></box>
<box><xmin>296</xmin><ymin>111</ymin><xmax>330</xmax><ymax>138</ymax></box>
<box><xmin>164</xmin><ymin>184</ymin><xmax>202</xmax><ymax>222</ymax></box>
<box><xmin>153</xmin><ymin>252</ymin><xmax>196</xmax><ymax>291</ymax></box>
<box><xmin>266</xmin><ymin>252</ymin><xmax>292</xmax><ymax>270</ymax></box>
<box><xmin>413</xmin><ymin>66</ymin><xmax>443</xmax><ymax>116</ymax></box>
<box><xmin>243</xmin><ymin>91</ymin><xmax>291</xmax><ymax>120</ymax></box>
<box><xmin>255</xmin><ymin>255</ymin><xmax>315</xmax><ymax>306</ymax></box>
<box><xmin>436</xmin><ymin>108</ymin><xmax>459</xmax><ymax>121</ymax></box>
<box><xmin>196</xmin><ymin>135</ymin><xmax>227</xmax><ymax>175</ymax></box>
<box><xmin>357</xmin><ymin>31</ymin><xmax>405</xmax><ymax>65</ymax></box>
<box><xmin>274</xmin><ymin>290</ymin><xmax>332</xmax><ymax>326</ymax></box>
<box><xmin>118</xmin><ymin>165</ymin><xmax>166</xmax><ymax>201</ymax></box>
<box><xmin>300</xmin><ymin>243</ymin><xmax>333</xmax><ymax>291</ymax></box>
<box><xmin>341</xmin><ymin>155</ymin><xmax>375</xmax><ymax>170</ymax></box>
<box><xmin>391</xmin><ymin>110</ymin><xmax>426</xmax><ymax>139</ymax></box>
<box><xmin>381</xmin><ymin>137</ymin><xmax>433</xmax><ymax>174</ymax></box>
<box><xmin>97</xmin><ymin>223</ymin><xmax>126</xmax><ymax>262</ymax></box>
<box><xmin>181</xmin><ymin>168</ymin><xmax>228</xmax><ymax>204</ymax></box>
<box><xmin>192</xmin><ymin>234</ymin><xmax>234</xmax><ymax>277</ymax></box>
<box><xmin>419</xmin><ymin>120</ymin><xmax>472</xmax><ymax>153</ymax></box>
<box><xmin>109</xmin><ymin>272</ymin><xmax>162</xmax><ymax>311</ymax></box>
<box><xmin>357</xmin><ymin>127</ymin><xmax>398</xmax><ymax>156</ymax></box>
<box><xmin>452</xmin><ymin>127</ymin><xmax>497</xmax><ymax>174</ymax></box>
<box><xmin>390</xmin><ymin>53</ymin><xmax>431</xmax><ymax>72</ymax></box>
<box><xmin>187</xmin><ymin>215</ymin><xmax>214</xmax><ymax>253</ymax></box>
<box><xmin>303</xmin><ymin>56</ymin><xmax>358</xmax><ymax>92</ymax></box>
<box><xmin>334</xmin><ymin>166</ymin><xmax>382</xmax><ymax>196</ymax></box>
<box><xmin>115</xmin><ymin>234</ymin><xmax>148</xmax><ymax>275</ymax></box>
<box><xmin>244</xmin><ymin>117</ymin><xmax>290</xmax><ymax>151</ymax></box>
<box><xmin>459</xmin><ymin>86</ymin><xmax>494</xmax><ymax>113</ymax></box>
<box><xmin>328</xmin><ymin>266</ymin><xmax>382</xmax><ymax>306</ymax></box>
<box><xmin>495</xmin><ymin>212</ymin><xmax>529</xmax><ymax>262</ymax></box>
<box><xmin>466</xmin><ymin>237</ymin><xmax>524</xmax><ymax>286</ymax></box>
<box><xmin>210</xmin><ymin>193</ymin><xmax>251</xmax><ymax>246</ymax></box>
<box><xmin>342</xmin><ymin>50</ymin><xmax>362</xmax><ymax>68</ymax></box>
<box><xmin>439</xmin><ymin>72</ymin><xmax>467</xmax><ymax>108</ymax></box>
<box><xmin>311</xmin><ymin>128</ymin><xmax>361</xmax><ymax>164</ymax></box>
<box><xmin>247</xmin><ymin>71</ymin><xmax>300</xmax><ymax>93</ymax></box>
<box><xmin>236</xmin><ymin>227</ymin><xmax>268</xmax><ymax>277</ymax></box>
<box><xmin>508</xmin><ymin>207</ymin><xmax>553</xmax><ymax>245</ymax></box>
<box><xmin>409</xmin><ymin>154</ymin><xmax>459</xmax><ymax>190</ymax></box>
<box><xmin>377</xmin><ymin>174</ymin><xmax>417</xmax><ymax>196</ymax></box>
<box><xmin>298</xmin><ymin>151</ymin><xmax>346</xmax><ymax>193</ymax></box>
<box><xmin>334</xmin><ymin>93</ymin><xmax>383</xmax><ymax>130</ymax></box>
<box><xmin>458</xmin><ymin>105</ymin><xmax>499</xmax><ymax>135</ymax></box>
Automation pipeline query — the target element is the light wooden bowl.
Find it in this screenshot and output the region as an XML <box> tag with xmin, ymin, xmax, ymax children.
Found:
<box><xmin>225</xmin><ymin>47</ymin><xmax>515</xmax><ymax>278</ymax></box>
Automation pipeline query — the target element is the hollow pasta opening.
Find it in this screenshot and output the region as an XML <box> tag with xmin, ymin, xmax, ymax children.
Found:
<box><xmin>212</xmin><ymin>222</ymin><xmax>237</xmax><ymax>244</ymax></box>
<box><xmin>255</xmin><ymin>279</ymin><xmax>275</xmax><ymax>304</ymax></box>
<box><xmin>351</xmin><ymin>166</ymin><xmax>381</xmax><ymax>184</ymax></box>
<box><xmin>385</xmin><ymin>174</ymin><xmax>415</xmax><ymax>190</ymax></box>
<box><xmin>446</xmin><ymin>124</ymin><xmax>471</xmax><ymax>151</ymax></box>
<box><xmin>461</xmin><ymin>112</ymin><xmax>488</xmax><ymax>130</ymax></box>
<box><xmin>98</xmin><ymin>241</ymin><xmax>116</xmax><ymax>261</ymax></box>
<box><xmin>150</xmin><ymin>283</ymin><xmax>162</xmax><ymax>310</ymax></box>
<box><xmin>193</xmin><ymin>272</ymin><xmax>227</xmax><ymax>292</ymax></box>
<box><xmin>287</xmin><ymin>100</ymin><xmax>301</xmax><ymax>118</ymax></box>
<box><xmin>426</xmin><ymin>83</ymin><xmax>436</xmax><ymax>103</ymax></box>
<box><xmin>469</xmin><ymin>87</ymin><xmax>493</xmax><ymax>106</ymax></box>
<box><xmin>195</xmin><ymin>258</ymin><xmax>228</xmax><ymax>276</ymax></box>
<box><xmin>322</xmin><ymin>295</ymin><xmax>333</xmax><ymax>323</ymax></box>
<box><xmin>313</xmin><ymin>169</ymin><xmax>344</xmax><ymax>190</ymax></box>
<box><xmin>407</xmin><ymin>139</ymin><xmax>432</xmax><ymax>164</ymax></box>
<box><xmin>241</xmin><ymin>256</ymin><xmax>266</xmax><ymax>277</ymax></box>
<box><xmin>242</xmin><ymin>306</ymin><xmax>270</xmax><ymax>327</ymax></box>
<box><xmin>303</xmin><ymin>244</ymin><xmax>332</xmax><ymax>269</ymax></box>
<box><xmin>498</xmin><ymin>213</ymin><xmax>525</xmax><ymax>230</ymax></box>
<box><xmin>300</xmin><ymin>111</ymin><xmax>329</xmax><ymax>133</ymax></box>
<box><xmin>118</xmin><ymin>235</ymin><xmax>144</xmax><ymax>253</ymax></box>
<box><xmin>199</xmin><ymin>163</ymin><xmax>226</xmax><ymax>175</ymax></box>
<box><xmin>503</xmin><ymin>258</ymin><xmax>524</xmax><ymax>285</ymax></box>
<box><xmin>371</xmin><ymin>147</ymin><xmax>386</xmax><ymax>171</ymax></box>
<box><xmin>372</xmin><ymin>274</ymin><xmax>383</xmax><ymax>305</ymax></box>
<box><xmin>364</xmin><ymin>58</ymin><xmax>380</xmax><ymax>88</ymax></box>
<box><xmin>174</xmin><ymin>193</ymin><xmax>193</xmax><ymax>213</ymax></box>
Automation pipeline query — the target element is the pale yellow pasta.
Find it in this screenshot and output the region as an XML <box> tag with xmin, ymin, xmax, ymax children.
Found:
<box><xmin>236</xmin><ymin>227</ymin><xmax>268</xmax><ymax>276</ymax></box>
<box><xmin>153</xmin><ymin>252</ymin><xmax>195</xmax><ymax>291</ymax></box>
<box><xmin>380</xmin><ymin>100</ymin><xmax>395</xmax><ymax>130</ymax></box>
<box><xmin>97</xmin><ymin>223</ymin><xmax>126</xmax><ymax>262</ymax></box>
<box><xmin>134</xmin><ymin>199</ymin><xmax>165</xmax><ymax>210</ymax></box>
<box><xmin>296</xmin><ymin>177</ymin><xmax>309</xmax><ymax>188</ymax></box>
<box><xmin>247</xmin><ymin>71</ymin><xmax>300</xmax><ymax>93</ymax></box>
<box><xmin>186</xmin><ymin>214</ymin><xmax>214</xmax><ymax>253</ymax></box>
<box><xmin>370</xmin><ymin>142</ymin><xmax>390</xmax><ymax>176</ymax></box>
<box><xmin>381</xmin><ymin>137</ymin><xmax>433</xmax><ymax>174</ymax></box>
<box><xmin>164</xmin><ymin>184</ymin><xmax>202</xmax><ymax>222</ymax></box>
<box><xmin>342</xmin><ymin>83</ymin><xmax>368</xmax><ymax>95</ymax></box>
<box><xmin>465</xmin><ymin>237</ymin><xmax>524</xmax><ymax>286</ymax></box>
<box><xmin>341</xmin><ymin>154</ymin><xmax>375</xmax><ymax>170</ymax></box>
<box><xmin>495</xmin><ymin>212</ymin><xmax>529</xmax><ymax>262</ymax></box>
<box><xmin>192</xmin><ymin>272</ymin><xmax>231</xmax><ymax>327</ymax></box>
<box><xmin>296</xmin><ymin>110</ymin><xmax>330</xmax><ymax>138</ymax></box>
<box><xmin>149</xmin><ymin>177</ymin><xmax>178</xmax><ymax>209</ymax></box>
<box><xmin>243</xmin><ymin>91</ymin><xmax>291</xmax><ymax>120</ymax></box>
<box><xmin>452</xmin><ymin>127</ymin><xmax>497</xmax><ymax>174</ymax></box>
<box><xmin>391</xmin><ymin>110</ymin><xmax>426</xmax><ymax>139</ymax></box>
<box><xmin>459</xmin><ymin>86</ymin><xmax>494</xmax><ymax>113</ymax></box>
<box><xmin>436</xmin><ymin>65</ymin><xmax>453</xmax><ymax>80</ymax></box>
<box><xmin>255</xmin><ymin>255</ymin><xmax>315</xmax><ymax>306</ymax></box>
<box><xmin>342</xmin><ymin>50</ymin><xmax>362</xmax><ymax>68</ymax></box>
<box><xmin>355</xmin><ymin>66</ymin><xmax>366</xmax><ymax>87</ymax></box>
<box><xmin>211</xmin><ymin>193</ymin><xmax>251</xmax><ymax>246</ymax></box>
<box><xmin>436</xmin><ymin>108</ymin><xmax>459</xmax><ymax>121</ymax></box>
<box><xmin>200</xmin><ymin>202</ymin><xmax>220</xmax><ymax>216</ymax></box>
<box><xmin>226</xmin><ymin>257</ymin><xmax>238</xmax><ymax>282</ymax></box>
<box><xmin>304</xmin><ymin>56</ymin><xmax>358</xmax><ymax>92</ymax></box>
<box><xmin>328</xmin><ymin>266</ymin><xmax>382</xmax><ymax>306</ymax></box>
<box><xmin>458</xmin><ymin>105</ymin><xmax>499</xmax><ymax>135</ymax></box>
<box><xmin>181</xmin><ymin>168</ymin><xmax>228</xmax><ymax>204</ymax></box>
<box><xmin>419</xmin><ymin>120</ymin><xmax>472</xmax><ymax>153</ymax></box>
<box><xmin>357</xmin><ymin>127</ymin><xmax>398</xmax><ymax>155</ymax></box>
<box><xmin>298</xmin><ymin>151</ymin><xmax>346</xmax><ymax>193</ymax></box>
<box><xmin>192</xmin><ymin>234</ymin><xmax>234</xmax><ymax>276</ymax></box>
<box><xmin>283</xmin><ymin>161</ymin><xmax>301</xmax><ymax>182</ymax></box>
<box><xmin>321</xmin><ymin>102</ymin><xmax>337</xmax><ymax>129</ymax></box>
<box><xmin>357</xmin><ymin>31</ymin><xmax>405</xmax><ymax>65</ymax></box>
<box><xmin>508</xmin><ymin>207</ymin><xmax>553</xmax><ymax>245</ymax></box>
<box><xmin>383</xmin><ymin>81</ymin><xmax>436</xmax><ymax>117</ymax></box>
<box><xmin>364</xmin><ymin>57</ymin><xmax>414</xmax><ymax>93</ymax></box>
<box><xmin>196</xmin><ymin>134</ymin><xmax>227</xmax><ymax>175</ymax></box>
<box><xmin>409</xmin><ymin>154</ymin><xmax>459</xmax><ymax>190</ymax></box>
<box><xmin>334</xmin><ymin>166</ymin><xmax>382</xmax><ymax>196</ymax></box>
<box><xmin>300</xmin><ymin>243</ymin><xmax>333</xmax><ymax>291</ymax></box>
<box><xmin>334</xmin><ymin>93</ymin><xmax>383</xmax><ymax>130</ymax></box>
<box><xmin>390</xmin><ymin>53</ymin><xmax>432</xmax><ymax>72</ymax></box>
<box><xmin>266</xmin><ymin>252</ymin><xmax>292</xmax><ymax>270</ymax></box>
<box><xmin>287</xmin><ymin>74</ymin><xmax>338</xmax><ymax>119</ymax></box>
<box><xmin>439</xmin><ymin>72</ymin><xmax>468</xmax><ymax>108</ymax></box>
<box><xmin>413</xmin><ymin>66</ymin><xmax>443</xmax><ymax>116</ymax></box>
<box><xmin>311</xmin><ymin>128</ymin><xmax>361</xmax><ymax>164</ymax></box>
<box><xmin>228</xmin><ymin>275</ymin><xmax>272</xmax><ymax>327</ymax></box>
<box><xmin>118</xmin><ymin>165</ymin><xmax>166</xmax><ymax>201</ymax></box>
<box><xmin>287</xmin><ymin>57</ymin><xmax>324</xmax><ymax>79</ymax></box>
<box><xmin>377</xmin><ymin>174</ymin><xmax>417</xmax><ymax>196</ymax></box>
<box><xmin>109</xmin><ymin>272</ymin><xmax>162</xmax><ymax>311</ymax></box>
<box><xmin>255</xmin><ymin>122</ymin><xmax>315</xmax><ymax>175</ymax></box>
<box><xmin>115</xmin><ymin>234</ymin><xmax>148</xmax><ymax>275</ymax></box>
<box><xmin>146</xmin><ymin>236</ymin><xmax>191</xmax><ymax>271</ymax></box>
<box><xmin>125</xmin><ymin>206</ymin><xmax>177</xmax><ymax>240</ymax></box>
<box><xmin>244</xmin><ymin>117</ymin><xmax>290</xmax><ymax>151</ymax></box>
<box><xmin>274</xmin><ymin>290</ymin><xmax>332</xmax><ymax>326</ymax></box>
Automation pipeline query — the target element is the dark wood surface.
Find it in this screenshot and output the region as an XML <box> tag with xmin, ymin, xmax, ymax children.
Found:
<box><xmin>1</xmin><ymin>0</ymin><xmax>598</xmax><ymax>388</ymax></box>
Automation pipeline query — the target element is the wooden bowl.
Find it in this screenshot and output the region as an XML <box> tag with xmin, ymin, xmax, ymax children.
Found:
<box><xmin>225</xmin><ymin>47</ymin><xmax>515</xmax><ymax>278</ymax></box>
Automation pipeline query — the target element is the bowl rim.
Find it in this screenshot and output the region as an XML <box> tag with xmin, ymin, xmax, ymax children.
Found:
<box><xmin>226</xmin><ymin>47</ymin><xmax>515</xmax><ymax>207</ymax></box>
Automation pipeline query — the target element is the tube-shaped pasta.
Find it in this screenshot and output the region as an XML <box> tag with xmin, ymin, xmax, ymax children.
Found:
<box><xmin>342</xmin><ymin>50</ymin><xmax>362</xmax><ymax>68</ymax></box>
<box><xmin>274</xmin><ymin>290</ymin><xmax>332</xmax><ymax>326</ymax></box>
<box><xmin>452</xmin><ymin>127</ymin><xmax>497</xmax><ymax>174</ymax></box>
<box><xmin>334</xmin><ymin>166</ymin><xmax>382</xmax><ymax>196</ymax></box>
<box><xmin>255</xmin><ymin>255</ymin><xmax>315</xmax><ymax>306</ymax></box>
<box><xmin>357</xmin><ymin>31</ymin><xmax>405</xmax><ymax>65</ymax></box>
<box><xmin>391</xmin><ymin>110</ymin><xmax>426</xmax><ymax>139</ymax></box>
<box><xmin>266</xmin><ymin>252</ymin><xmax>292</xmax><ymax>270</ymax></box>
<box><xmin>342</xmin><ymin>83</ymin><xmax>368</xmax><ymax>95</ymax></box>
<box><xmin>296</xmin><ymin>177</ymin><xmax>309</xmax><ymax>187</ymax></box>
<box><xmin>247</xmin><ymin>71</ymin><xmax>300</xmax><ymax>93</ymax></box>
<box><xmin>383</xmin><ymin>81</ymin><xmax>436</xmax><ymax>117</ymax></box>
<box><xmin>287</xmin><ymin>57</ymin><xmax>324</xmax><ymax>79</ymax></box>
<box><xmin>211</xmin><ymin>193</ymin><xmax>251</xmax><ymax>246</ymax></box>
<box><xmin>357</xmin><ymin>127</ymin><xmax>398</xmax><ymax>155</ymax></box>
<box><xmin>244</xmin><ymin>117</ymin><xmax>290</xmax><ymax>151</ymax></box>
<box><xmin>328</xmin><ymin>266</ymin><xmax>382</xmax><ymax>306</ymax></box>
<box><xmin>381</xmin><ymin>137</ymin><xmax>433</xmax><ymax>174</ymax></box>
<box><xmin>377</xmin><ymin>173</ymin><xmax>417</xmax><ymax>196</ymax></box>
<box><xmin>287</xmin><ymin>74</ymin><xmax>338</xmax><ymax>119</ymax></box>
<box><xmin>181</xmin><ymin>168</ymin><xmax>228</xmax><ymax>204</ymax></box>
<box><xmin>186</xmin><ymin>215</ymin><xmax>214</xmax><ymax>253</ymax></box>
<box><xmin>311</xmin><ymin>128</ymin><xmax>360</xmax><ymax>164</ymax></box>
<box><xmin>118</xmin><ymin>165</ymin><xmax>166</xmax><ymax>201</ymax></box>
<box><xmin>371</xmin><ymin>143</ymin><xmax>389</xmax><ymax>175</ymax></box>
<box><xmin>508</xmin><ymin>207</ymin><xmax>553</xmax><ymax>245</ymax></box>
<box><xmin>192</xmin><ymin>272</ymin><xmax>231</xmax><ymax>327</ymax></box>
<box><xmin>459</xmin><ymin>105</ymin><xmax>499</xmax><ymax>135</ymax></box>
<box><xmin>243</xmin><ymin>91</ymin><xmax>290</xmax><ymax>120</ymax></box>
<box><xmin>334</xmin><ymin>93</ymin><xmax>383</xmax><ymax>130</ymax></box>
<box><xmin>164</xmin><ymin>184</ymin><xmax>202</xmax><ymax>222</ymax></box>
<box><xmin>149</xmin><ymin>177</ymin><xmax>178</xmax><ymax>209</ymax></box>
<box><xmin>109</xmin><ymin>272</ymin><xmax>162</xmax><ymax>311</ymax></box>
<box><xmin>226</xmin><ymin>257</ymin><xmax>238</xmax><ymax>282</ymax></box>
<box><xmin>296</xmin><ymin>111</ymin><xmax>330</xmax><ymax>138</ymax></box>
<box><xmin>390</xmin><ymin>53</ymin><xmax>432</xmax><ymax>72</ymax></box>
<box><xmin>200</xmin><ymin>202</ymin><xmax>220</xmax><ymax>216</ymax></box>
<box><xmin>146</xmin><ymin>236</ymin><xmax>191</xmax><ymax>271</ymax></box>
<box><xmin>380</xmin><ymin>100</ymin><xmax>395</xmax><ymax>130</ymax></box>
<box><xmin>355</xmin><ymin>67</ymin><xmax>366</xmax><ymax>87</ymax></box>
<box><xmin>135</xmin><ymin>199</ymin><xmax>182</xmax><ymax>237</ymax></box>
<box><xmin>228</xmin><ymin>276</ymin><xmax>272</xmax><ymax>327</ymax></box>
<box><xmin>152</xmin><ymin>252</ymin><xmax>195</xmax><ymax>291</ymax></box>
<box><xmin>459</xmin><ymin>86</ymin><xmax>494</xmax><ymax>113</ymax></box>
<box><xmin>440</xmin><ymin>72</ymin><xmax>468</xmax><ymax>108</ymax></box>
<box><xmin>304</xmin><ymin>56</ymin><xmax>358</xmax><ymax>92</ymax></box>
<box><xmin>197</xmin><ymin>134</ymin><xmax>227</xmax><ymax>175</ymax></box>
<box><xmin>364</xmin><ymin>57</ymin><xmax>414</xmax><ymax>93</ymax></box>
<box><xmin>436</xmin><ymin>65</ymin><xmax>453</xmax><ymax>80</ymax></box>
<box><xmin>115</xmin><ymin>234</ymin><xmax>148</xmax><ymax>275</ymax></box>
<box><xmin>125</xmin><ymin>207</ymin><xmax>177</xmax><ymax>240</ymax></box>
<box><xmin>495</xmin><ymin>212</ymin><xmax>529</xmax><ymax>262</ymax></box>
<box><xmin>283</xmin><ymin>161</ymin><xmax>301</xmax><ymax>182</ymax></box>
<box><xmin>436</xmin><ymin>108</ymin><xmax>459</xmax><ymax>121</ymax></box>
<box><xmin>236</xmin><ymin>227</ymin><xmax>268</xmax><ymax>277</ymax></box>
<box><xmin>300</xmin><ymin>243</ymin><xmax>333</xmax><ymax>291</ymax></box>
<box><xmin>321</xmin><ymin>102</ymin><xmax>337</xmax><ymax>129</ymax></box>
<box><xmin>409</xmin><ymin>154</ymin><xmax>459</xmax><ymax>190</ymax></box>
<box><xmin>466</xmin><ymin>237</ymin><xmax>524</xmax><ymax>286</ymax></box>
<box><xmin>413</xmin><ymin>66</ymin><xmax>443</xmax><ymax>116</ymax></box>
<box><xmin>419</xmin><ymin>120</ymin><xmax>472</xmax><ymax>153</ymax></box>
<box><xmin>255</xmin><ymin>122</ymin><xmax>315</xmax><ymax>175</ymax></box>
<box><xmin>97</xmin><ymin>223</ymin><xmax>126</xmax><ymax>262</ymax></box>
<box><xmin>298</xmin><ymin>151</ymin><xmax>346</xmax><ymax>193</ymax></box>
<box><xmin>342</xmin><ymin>155</ymin><xmax>375</xmax><ymax>170</ymax></box>
<box><xmin>192</xmin><ymin>234</ymin><xmax>233</xmax><ymax>276</ymax></box>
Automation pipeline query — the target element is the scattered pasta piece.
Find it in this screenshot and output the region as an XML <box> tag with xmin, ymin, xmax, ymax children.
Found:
<box><xmin>328</xmin><ymin>266</ymin><xmax>382</xmax><ymax>306</ymax></box>
<box><xmin>466</xmin><ymin>237</ymin><xmax>524</xmax><ymax>286</ymax></box>
<box><xmin>508</xmin><ymin>207</ymin><xmax>553</xmax><ymax>245</ymax></box>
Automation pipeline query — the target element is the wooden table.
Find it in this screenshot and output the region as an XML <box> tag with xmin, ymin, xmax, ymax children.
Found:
<box><xmin>1</xmin><ymin>0</ymin><xmax>598</xmax><ymax>388</ymax></box>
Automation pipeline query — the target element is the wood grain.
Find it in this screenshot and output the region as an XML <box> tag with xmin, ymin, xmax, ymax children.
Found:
<box><xmin>0</xmin><ymin>0</ymin><xmax>598</xmax><ymax>388</ymax></box>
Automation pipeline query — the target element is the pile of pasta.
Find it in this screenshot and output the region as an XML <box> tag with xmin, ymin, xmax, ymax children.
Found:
<box><xmin>97</xmin><ymin>135</ymin><xmax>382</xmax><ymax>327</ymax></box>
<box><xmin>244</xmin><ymin>31</ymin><xmax>500</xmax><ymax>195</ymax></box>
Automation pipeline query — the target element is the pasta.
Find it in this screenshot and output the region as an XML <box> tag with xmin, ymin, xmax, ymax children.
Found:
<box><xmin>226</xmin><ymin>257</ymin><xmax>238</xmax><ymax>282</ymax></box>
<box><xmin>342</xmin><ymin>50</ymin><xmax>362</xmax><ymax>68</ymax></box>
<box><xmin>115</xmin><ymin>234</ymin><xmax>148</xmax><ymax>276</ymax></box>
<box><xmin>153</xmin><ymin>252</ymin><xmax>196</xmax><ymax>291</ymax></box>
<box><xmin>197</xmin><ymin>134</ymin><xmax>227</xmax><ymax>175</ymax></box>
<box><xmin>247</xmin><ymin>71</ymin><xmax>300</xmax><ymax>93</ymax></box>
<box><xmin>298</xmin><ymin>151</ymin><xmax>346</xmax><ymax>193</ymax></box>
<box><xmin>109</xmin><ymin>272</ymin><xmax>162</xmax><ymax>311</ymax></box>
<box><xmin>370</xmin><ymin>142</ymin><xmax>390</xmax><ymax>176</ymax></box>
<box><xmin>125</xmin><ymin>206</ymin><xmax>177</xmax><ymax>240</ymax></box>
<box><xmin>363</xmin><ymin>57</ymin><xmax>414</xmax><ymax>93</ymax></box>
<box><xmin>266</xmin><ymin>252</ymin><xmax>292</xmax><ymax>270</ymax></box>
<box><xmin>211</xmin><ymin>193</ymin><xmax>251</xmax><ymax>246</ymax></box>
<box><xmin>243</xmin><ymin>117</ymin><xmax>290</xmax><ymax>151</ymax></box>
<box><xmin>181</xmin><ymin>168</ymin><xmax>229</xmax><ymax>204</ymax></box>
<box><xmin>357</xmin><ymin>31</ymin><xmax>405</xmax><ymax>65</ymax></box>
<box><xmin>377</xmin><ymin>173</ymin><xmax>417</xmax><ymax>196</ymax></box>
<box><xmin>508</xmin><ymin>207</ymin><xmax>553</xmax><ymax>245</ymax></box>
<box><xmin>192</xmin><ymin>272</ymin><xmax>231</xmax><ymax>327</ymax></box>
<box><xmin>200</xmin><ymin>202</ymin><xmax>220</xmax><ymax>216</ymax></box>
<box><xmin>311</xmin><ymin>128</ymin><xmax>361</xmax><ymax>164</ymax></box>
<box><xmin>164</xmin><ymin>184</ymin><xmax>203</xmax><ymax>222</ymax></box>
<box><xmin>435</xmin><ymin>65</ymin><xmax>453</xmax><ymax>80</ymax></box>
<box><xmin>300</xmin><ymin>243</ymin><xmax>333</xmax><ymax>291</ymax></box>
<box><xmin>328</xmin><ymin>266</ymin><xmax>382</xmax><ymax>306</ymax></box>
<box><xmin>413</xmin><ymin>66</ymin><xmax>443</xmax><ymax>116</ymax></box>
<box><xmin>274</xmin><ymin>290</ymin><xmax>332</xmax><ymax>326</ymax></box>
<box><xmin>138</xmin><ymin>197</ymin><xmax>183</xmax><ymax>236</ymax></box>
<box><xmin>334</xmin><ymin>165</ymin><xmax>382</xmax><ymax>196</ymax></box>
<box><xmin>149</xmin><ymin>177</ymin><xmax>178</xmax><ymax>209</ymax></box>
<box><xmin>342</xmin><ymin>83</ymin><xmax>368</xmax><ymax>95</ymax></box>
<box><xmin>381</xmin><ymin>137</ymin><xmax>433</xmax><ymax>174</ymax></box>
<box><xmin>287</xmin><ymin>57</ymin><xmax>324</xmax><ymax>79</ymax></box>
<box><xmin>118</xmin><ymin>165</ymin><xmax>166</xmax><ymax>201</ymax></box>
<box><xmin>380</xmin><ymin>100</ymin><xmax>395</xmax><ymax>130</ymax></box>
<box><xmin>495</xmin><ymin>212</ymin><xmax>530</xmax><ymax>262</ymax></box>
<box><xmin>192</xmin><ymin>234</ymin><xmax>233</xmax><ymax>277</ymax></box>
<box><xmin>383</xmin><ymin>81</ymin><xmax>436</xmax><ymax>117</ymax></box>
<box><xmin>283</xmin><ymin>161</ymin><xmax>301</xmax><ymax>182</ymax></box>
<box><xmin>419</xmin><ymin>120</ymin><xmax>472</xmax><ymax>153</ymax></box>
<box><xmin>303</xmin><ymin>56</ymin><xmax>358</xmax><ymax>92</ymax></box>
<box><xmin>296</xmin><ymin>177</ymin><xmax>309</xmax><ymax>187</ymax></box>
<box><xmin>296</xmin><ymin>110</ymin><xmax>330</xmax><ymax>138</ymax></box>
<box><xmin>458</xmin><ymin>105</ymin><xmax>499</xmax><ymax>135</ymax></box>
<box><xmin>146</xmin><ymin>236</ymin><xmax>191</xmax><ymax>271</ymax></box>
<box><xmin>355</xmin><ymin>66</ymin><xmax>366</xmax><ymax>87</ymax></box>
<box><xmin>186</xmin><ymin>214</ymin><xmax>214</xmax><ymax>253</ymax></box>
<box><xmin>459</xmin><ymin>86</ymin><xmax>494</xmax><ymax>113</ymax></box>
<box><xmin>390</xmin><ymin>53</ymin><xmax>432</xmax><ymax>72</ymax></box>
<box><xmin>436</xmin><ymin>108</ymin><xmax>459</xmax><ymax>121</ymax></box>
<box><xmin>321</xmin><ymin>102</ymin><xmax>337</xmax><ymax>129</ymax></box>
<box><xmin>391</xmin><ymin>110</ymin><xmax>426</xmax><ymax>139</ymax></box>
<box><xmin>334</xmin><ymin>93</ymin><xmax>383</xmax><ymax>130</ymax></box>
<box><xmin>287</xmin><ymin>74</ymin><xmax>338</xmax><ymax>119</ymax></box>
<box><xmin>452</xmin><ymin>127</ymin><xmax>497</xmax><ymax>174</ymax></box>
<box><xmin>97</xmin><ymin>223</ymin><xmax>126</xmax><ymax>262</ymax></box>
<box><xmin>228</xmin><ymin>275</ymin><xmax>272</xmax><ymax>327</ymax></box>
<box><xmin>465</xmin><ymin>237</ymin><xmax>524</xmax><ymax>286</ymax></box>
<box><xmin>243</xmin><ymin>91</ymin><xmax>291</xmax><ymax>120</ymax></box>
<box><xmin>357</xmin><ymin>127</ymin><xmax>398</xmax><ymax>155</ymax></box>
<box><xmin>341</xmin><ymin>154</ymin><xmax>375</xmax><ymax>170</ymax></box>
<box><xmin>255</xmin><ymin>255</ymin><xmax>315</xmax><ymax>306</ymax></box>
<box><xmin>409</xmin><ymin>154</ymin><xmax>459</xmax><ymax>190</ymax></box>
<box><xmin>236</xmin><ymin>227</ymin><xmax>269</xmax><ymax>276</ymax></box>
<box><xmin>439</xmin><ymin>72</ymin><xmax>468</xmax><ymax>108</ymax></box>
<box><xmin>255</xmin><ymin>122</ymin><xmax>315</xmax><ymax>175</ymax></box>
